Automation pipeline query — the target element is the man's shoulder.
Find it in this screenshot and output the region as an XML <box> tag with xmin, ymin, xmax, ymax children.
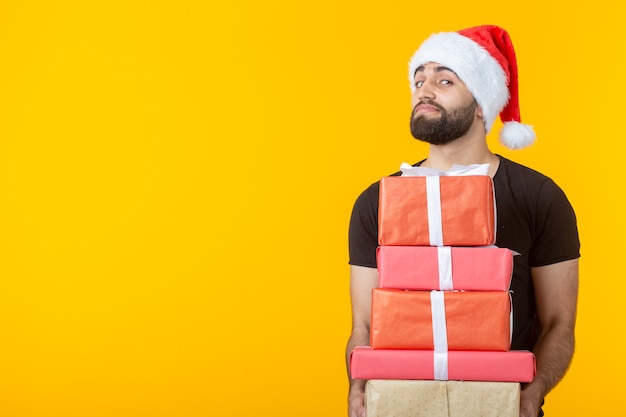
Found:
<box><xmin>358</xmin><ymin>165</ymin><xmax>409</xmax><ymax>194</ymax></box>
<box><xmin>497</xmin><ymin>155</ymin><xmax>554</xmax><ymax>184</ymax></box>
<box><xmin>496</xmin><ymin>156</ymin><xmax>570</xmax><ymax>204</ymax></box>
<box><xmin>353</xmin><ymin>164</ymin><xmax>412</xmax><ymax>208</ymax></box>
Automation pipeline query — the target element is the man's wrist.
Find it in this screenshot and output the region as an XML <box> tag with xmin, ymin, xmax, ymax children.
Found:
<box><xmin>349</xmin><ymin>379</ymin><xmax>366</xmax><ymax>394</ymax></box>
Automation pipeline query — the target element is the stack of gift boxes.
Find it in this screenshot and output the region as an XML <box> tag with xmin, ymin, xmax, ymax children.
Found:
<box><xmin>349</xmin><ymin>169</ymin><xmax>537</xmax><ymax>417</ymax></box>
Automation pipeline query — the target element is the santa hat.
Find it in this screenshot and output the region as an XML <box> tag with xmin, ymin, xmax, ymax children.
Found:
<box><xmin>408</xmin><ymin>25</ymin><xmax>535</xmax><ymax>150</ymax></box>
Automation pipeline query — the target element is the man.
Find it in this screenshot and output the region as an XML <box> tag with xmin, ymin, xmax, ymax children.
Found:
<box><xmin>345</xmin><ymin>25</ymin><xmax>580</xmax><ymax>417</ymax></box>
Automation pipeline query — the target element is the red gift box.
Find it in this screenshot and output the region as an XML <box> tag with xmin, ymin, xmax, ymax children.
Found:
<box><xmin>377</xmin><ymin>246</ymin><xmax>513</xmax><ymax>291</ymax></box>
<box><xmin>371</xmin><ymin>289</ymin><xmax>511</xmax><ymax>351</ymax></box>
<box><xmin>350</xmin><ymin>346</ymin><xmax>535</xmax><ymax>382</ymax></box>
<box><xmin>378</xmin><ymin>176</ymin><xmax>496</xmax><ymax>246</ymax></box>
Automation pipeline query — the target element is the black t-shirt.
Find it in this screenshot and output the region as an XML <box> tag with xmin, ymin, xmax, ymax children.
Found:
<box><xmin>348</xmin><ymin>155</ymin><xmax>580</xmax><ymax>350</ymax></box>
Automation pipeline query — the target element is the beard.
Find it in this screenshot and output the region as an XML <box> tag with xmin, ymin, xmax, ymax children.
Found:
<box><xmin>409</xmin><ymin>99</ymin><xmax>478</xmax><ymax>145</ymax></box>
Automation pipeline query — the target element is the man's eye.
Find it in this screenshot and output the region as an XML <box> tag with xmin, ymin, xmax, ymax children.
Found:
<box><xmin>440</xmin><ymin>79</ymin><xmax>451</xmax><ymax>85</ymax></box>
<box><xmin>415</xmin><ymin>81</ymin><xmax>424</xmax><ymax>88</ymax></box>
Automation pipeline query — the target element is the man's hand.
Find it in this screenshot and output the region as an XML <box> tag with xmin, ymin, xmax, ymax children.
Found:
<box><xmin>519</xmin><ymin>384</ymin><xmax>542</xmax><ymax>417</ymax></box>
<box><xmin>348</xmin><ymin>382</ymin><xmax>366</xmax><ymax>417</ymax></box>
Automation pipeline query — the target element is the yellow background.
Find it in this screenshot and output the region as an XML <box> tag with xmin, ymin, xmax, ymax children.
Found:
<box><xmin>0</xmin><ymin>1</ymin><xmax>621</xmax><ymax>415</ymax></box>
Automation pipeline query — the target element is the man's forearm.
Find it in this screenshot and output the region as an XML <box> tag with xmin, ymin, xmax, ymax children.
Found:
<box><xmin>523</xmin><ymin>324</ymin><xmax>575</xmax><ymax>405</ymax></box>
<box><xmin>345</xmin><ymin>328</ymin><xmax>370</xmax><ymax>382</ymax></box>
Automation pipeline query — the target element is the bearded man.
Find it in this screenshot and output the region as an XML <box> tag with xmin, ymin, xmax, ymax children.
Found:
<box><xmin>345</xmin><ymin>25</ymin><xmax>580</xmax><ymax>417</ymax></box>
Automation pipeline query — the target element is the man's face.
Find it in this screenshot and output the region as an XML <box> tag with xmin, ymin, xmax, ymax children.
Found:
<box><xmin>409</xmin><ymin>62</ymin><xmax>480</xmax><ymax>145</ymax></box>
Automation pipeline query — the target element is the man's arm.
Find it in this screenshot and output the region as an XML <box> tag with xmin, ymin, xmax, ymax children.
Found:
<box><xmin>520</xmin><ymin>258</ymin><xmax>579</xmax><ymax>417</ymax></box>
<box><xmin>346</xmin><ymin>265</ymin><xmax>378</xmax><ymax>417</ymax></box>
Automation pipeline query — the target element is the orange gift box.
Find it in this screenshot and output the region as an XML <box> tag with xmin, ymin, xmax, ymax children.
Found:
<box><xmin>378</xmin><ymin>176</ymin><xmax>496</xmax><ymax>246</ymax></box>
<box><xmin>350</xmin><ymin>346</ymin><xmax>535</xmax><ymax>382</ymax></box>
<box><xmin>377</xmin><ymin>246</ymin><xmax>513</xmax><ymax>291</ymax></box>
<box><xmin>370</xmin><ymin>289</ymin><xmax>511</xmax><ymax>351</ymax></box>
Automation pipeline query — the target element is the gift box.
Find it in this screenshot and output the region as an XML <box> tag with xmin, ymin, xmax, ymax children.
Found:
<box><xmin>365</xmin><ymin>379</ymin><xmax>520</xmax><ymax>417</ymax></box>
<box><xmin>378</xmin><ymin>176</ymin><xmax>496</xmax><ymax>246</ymax></box>
<box><xmin>371</xmin><ymin>289</ymin><xmax>511</xmax><ymax>351</ymax></box>
<box><xmin>350</xmin><ymin>346</ymin><xmax>536</xmax><ymax>382</ymax></box>
<box><xmin>377</xmin><ymin>246</ymin><xmax>514</xmax><ymax>291</ymax></box>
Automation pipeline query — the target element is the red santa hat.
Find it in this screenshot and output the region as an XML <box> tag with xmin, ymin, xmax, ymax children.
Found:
<box><xmin>408</xmin><ymin>25</ymin><xmax>535</xmax><ymax>150</ymax></box>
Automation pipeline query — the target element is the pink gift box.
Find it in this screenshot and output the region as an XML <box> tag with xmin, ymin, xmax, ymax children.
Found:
<box><xmin>377</xmin><ymin>246</ymin><xmax>514</xmax><ymax>291</ymax></box>
<box><xmin>350</xmin><ymin>346</ymin><xmax>535</xmax><ymax>383</ymax></box>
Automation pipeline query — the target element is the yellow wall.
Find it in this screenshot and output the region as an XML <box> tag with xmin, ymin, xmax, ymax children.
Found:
<box><xmin>0</xmin><ymin>1</ymin><xmax>621</xmax><ymax>415</ymax></box>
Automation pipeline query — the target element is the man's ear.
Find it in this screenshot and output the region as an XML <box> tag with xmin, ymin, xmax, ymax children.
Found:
<box><xmin>476</xmin><ymin>104</ymin><xmax>483</xmax><ymax>119</ymax></box>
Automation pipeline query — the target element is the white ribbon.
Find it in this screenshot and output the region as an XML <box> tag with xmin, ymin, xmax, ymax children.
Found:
<box><xmin>437</xmin><ymin>247</ymin><xmax>453</xmax><ymax>290</ymax></box>
<box><xmin>430</xmin><ymin>291</ymin><xmax>448</xmax><ymax>352</ymax></box>
<box><xmin>430</xmin><ymin>291</ymin><xmax>449</xmax><ymax>379</ymax></box>
<box><xmin>426</xmin><ymin>176</ymin><xmax>443</xmax><ymax>246</ymax></box>
<box><xmin>400</xmin><ymin>163</ymin><xmax>490</xmax><ymax>177</ymax></box>
<box><xmin>433</xmin><ymin>351</ymin><xmax>449</xmax><ymax>381</ymax></box>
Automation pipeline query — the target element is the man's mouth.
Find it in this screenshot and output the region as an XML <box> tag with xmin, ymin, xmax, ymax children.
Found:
<box><xmin>414</xmin><ymin>103</ymin><xmax>441</xmax><ymax>115</ymax></box>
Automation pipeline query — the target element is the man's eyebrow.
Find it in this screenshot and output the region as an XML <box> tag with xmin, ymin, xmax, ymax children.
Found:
<box><xmin>434</xmin><ymin>66</ymin><xmax>456</xmax><ymax>74</ymax></box>
<box><xmin>414</xmin><ymin>65</ymin><xmax>458</xmax><ymax>75</ymax></box>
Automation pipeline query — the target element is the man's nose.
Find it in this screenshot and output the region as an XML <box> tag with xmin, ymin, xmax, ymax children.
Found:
<box><xmin>412</xmin><ymin>81</ymin><xmax>435</xmax><ymax>108</ymax></box>
<box><xmin>416</xmin><ymin>80</ymin><xmax>436</xmax><ymax>99</ymax></box>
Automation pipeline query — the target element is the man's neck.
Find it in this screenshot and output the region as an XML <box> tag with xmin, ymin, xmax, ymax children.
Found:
<box><xmin>420</xmin><ymin>132</ymin><xmax>500</xmax><ymax>177</ymax></box>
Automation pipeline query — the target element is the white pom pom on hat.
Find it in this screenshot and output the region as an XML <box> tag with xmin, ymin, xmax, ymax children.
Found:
<box><xmin>408</xmin><ymin>25</ymin><xmax>536</xmax><ymax>150</ymax></box>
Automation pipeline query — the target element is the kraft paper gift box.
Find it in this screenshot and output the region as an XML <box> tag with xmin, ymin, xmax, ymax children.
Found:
<box><xmin>365</xmin><ymin>379</ymin><xmax>520</xmax><ymax>417</ymax></box>
<box><xmin>349</xmin><ymin>346</ymin><xmax>536</xmax><ymax>382</ymax></box>
<box><xmin>378</xmin><ymin>175</ymin><xmax>496</xmax><ymax>246</ymax></box>
<box><xmin>370</xmin><ymin>289</ymin><xmax>511</xmax><ymax>351</ymax></box>
<box><xmin>377</xmin><ymin>246</ymin><xmax>514</xmax><ymax>291</ymax></box>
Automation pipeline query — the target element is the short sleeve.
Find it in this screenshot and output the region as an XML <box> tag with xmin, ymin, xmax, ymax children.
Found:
<box><xmin>529</xmin><ymin>179</ymin><xmax>581</xmax><ymax>267</ymax></box>
<box><xmin>348</xmin><ymin>182</ymin><xmax>380</xmax><ymax>268</ymax></box>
